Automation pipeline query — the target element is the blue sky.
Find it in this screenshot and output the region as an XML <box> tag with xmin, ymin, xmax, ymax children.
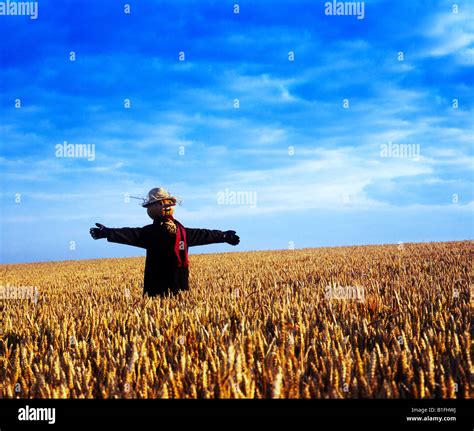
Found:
<box><xmin>0</xmin><ymin>0</ymin><xmax>473</xmax><ymax>264</ymax></box>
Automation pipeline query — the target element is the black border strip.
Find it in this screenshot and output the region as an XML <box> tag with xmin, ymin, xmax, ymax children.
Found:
<box><xmin>0</xmin><ymin>399</ymin><xmax>471</xmax><ymax>429</ymax></box>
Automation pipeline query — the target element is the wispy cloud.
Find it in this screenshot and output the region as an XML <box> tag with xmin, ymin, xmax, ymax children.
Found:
<box><xmin>423</xmin><ymin>9</ymin><xmax>474</xmax><ymax>62</ymax></box>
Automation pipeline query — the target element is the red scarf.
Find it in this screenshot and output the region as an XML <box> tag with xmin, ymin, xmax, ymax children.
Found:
<box><xmin>163</xmin><ymin>215</ymin><xmax>189</xmax><ymax>268</ymax></box>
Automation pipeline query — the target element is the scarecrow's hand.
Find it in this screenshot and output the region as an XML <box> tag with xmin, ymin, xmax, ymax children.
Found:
<box><xmin>223</xmin><ymin>230</ymin><xmax>240</xmax><ymax>246</ymax></box>
<box><xmin>90</xmin><ymin>223</ymin><xmax>109</xmax><ymax>240</ymax></box>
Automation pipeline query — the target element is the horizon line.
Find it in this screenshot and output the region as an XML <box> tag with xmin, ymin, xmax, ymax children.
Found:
<box><xmin>1</xmin><ymin>239</ymin><xmax>472</xmax><ymax>266</ymax></box>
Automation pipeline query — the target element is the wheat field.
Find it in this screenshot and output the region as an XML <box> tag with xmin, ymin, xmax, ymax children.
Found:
<box><xmin>0</xmin><ymin>241</ymin><xmax>472</xmax><ymax>399</ymax></box>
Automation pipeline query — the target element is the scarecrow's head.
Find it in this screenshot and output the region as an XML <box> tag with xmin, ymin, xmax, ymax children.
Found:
<box><xmin>142</xmin><ymin>188</ymin><xmax>178</xmax><ymax>220</ymax></box>
<box><xmin>146</xmin><ymin>198</ymin><xmax>175</xmax><ymax>219</ymax></box>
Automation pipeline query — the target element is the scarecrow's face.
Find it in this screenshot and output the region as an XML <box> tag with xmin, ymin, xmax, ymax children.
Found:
<box><xmin>146</xmin><ymin>199</ymin><xmax>175</xmax><ymax>220</ymax></box>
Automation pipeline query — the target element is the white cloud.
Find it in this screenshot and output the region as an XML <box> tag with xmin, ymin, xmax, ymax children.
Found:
<box><xmin>422</xmin><ymin>10</ymin><xmax>474</xmax><ymax>62</ymax></box>
<box><xmin>192</xmin><ymin>147</ymin><xmax>433</xmax><ymax>216</ymax></box>
<box><xmin>223</xmin><ymin>72</ymin><xmax>301</xmax><ymax>104</ymax></box>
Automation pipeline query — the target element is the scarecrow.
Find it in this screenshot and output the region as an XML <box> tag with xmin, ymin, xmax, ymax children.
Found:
<box><xmin>89</xmin><ymin>188</ymin><xmax>240</xmax><ymax>297</ymax></box>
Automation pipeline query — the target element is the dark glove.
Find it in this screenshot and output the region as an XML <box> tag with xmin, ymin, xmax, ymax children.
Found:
<box><xmin>90</xmin><ymin>223</ymin><xmax>109</xmax><ymax>240</ymax></box>
<box><xmin>223</xmin><ymin>230</ymin><xmax>240</xmax><ymax>246</ymax></box>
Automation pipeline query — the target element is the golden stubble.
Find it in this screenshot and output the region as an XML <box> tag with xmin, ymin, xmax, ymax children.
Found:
<box><xmin>0</xmin><ymin>241</ymin><xmax>471</xmax><ymax>399</ymax></box>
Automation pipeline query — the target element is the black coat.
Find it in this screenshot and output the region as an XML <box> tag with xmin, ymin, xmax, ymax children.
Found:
<box><xmin>106</xmin><ymin>218</ymin><xmax>226</xmax><ymax>297</ymax></box>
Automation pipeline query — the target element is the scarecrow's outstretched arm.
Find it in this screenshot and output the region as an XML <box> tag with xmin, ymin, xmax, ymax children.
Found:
<box><xmin>186</xmin><ymin>228</ymin><xmax>240</xmax><ymax>247</ymax></box>
<box><xmin>185</xmin><ymin>228</ymin><xmax>226</xmax><ymax>247</ymax></box>
<box><xmin>107</xmin><ymin>227</ymin><xmax>147</xmax><ymax>249</ymax></box>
